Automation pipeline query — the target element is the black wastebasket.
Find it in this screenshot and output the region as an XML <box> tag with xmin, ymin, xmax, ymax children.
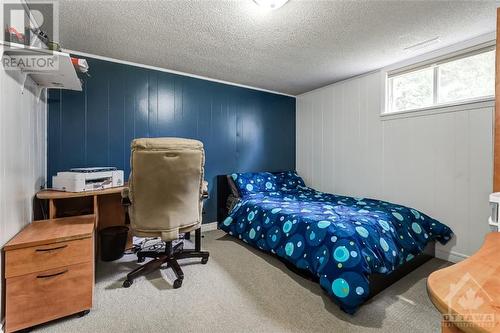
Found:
<box><xmin>100</xmin><ymin>226</ymin><xmax>129</xmax><ymax>261</ymax></box>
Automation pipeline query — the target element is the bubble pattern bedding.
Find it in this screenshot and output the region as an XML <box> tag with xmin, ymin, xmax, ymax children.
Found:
<box><xmin>218</xmin><ymin>175</ymin><xmax>453</xmax><ymax>314</ymax></box>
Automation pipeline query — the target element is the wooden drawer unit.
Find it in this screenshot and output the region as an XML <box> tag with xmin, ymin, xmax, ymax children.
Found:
<box><xmin>6</xmin><ymin>262</ymin><xmax>93</xmax><ymax>332</ymax></box>
<box><xmin>5</xmin><ymin>238</ymin><xmax>92</xmax><ymax>278</ymax></box>
<box><xmin>4</xmin><ymin>215</ymin><xmax>95</xmax><ymax>333</ymax></box>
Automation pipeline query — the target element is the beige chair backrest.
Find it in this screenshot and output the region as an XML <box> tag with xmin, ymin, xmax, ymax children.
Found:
<box><xmin>127</xmin><ymin>137</ymin><xmax>205</xmax><ymax>241</ymax></box>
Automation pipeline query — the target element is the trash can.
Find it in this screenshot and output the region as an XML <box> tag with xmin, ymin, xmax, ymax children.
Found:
<box><xmin>100</xmin><ymin>226</ymin><xmax>129</xmax><ymax>261</ymax></box>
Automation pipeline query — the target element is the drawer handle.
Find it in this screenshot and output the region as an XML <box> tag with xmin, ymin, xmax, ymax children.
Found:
<box><xmin>36</xmin><ymin>269</ymin><xmax>68</xmax><ymax>279</ymax></box>
<box><xmin>35</xmin><ymin>244</ymin><xmax>68</xmax><ymax>252</ymax></box>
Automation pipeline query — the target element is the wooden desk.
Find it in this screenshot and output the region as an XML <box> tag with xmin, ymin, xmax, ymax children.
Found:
<box><xmin>37</xmin><ymin>186</ymin><xmax>125</xmax><ymax>223</ymax></box>
<box><xmin>4</xmin><ymin>215</ymin><xmax>95</xmax><ymax>332</ymax></box>
<box><xmin>427</xmin><ymin>233</ymin><xmax>500</xmax><ymax>333</ymax></box>
<box><xmin>36</xmin><ymin>186</ymin><xmax>131</xmax><ymax>250</ymax></box>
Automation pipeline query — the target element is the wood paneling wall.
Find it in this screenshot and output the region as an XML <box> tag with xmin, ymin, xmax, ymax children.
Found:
<box><xmin>0</xmin><ymin>44</ymin><xmax>47</xmax><ymax>323</ymax></box>
<box><xmin>47</xmin><ymin>57</ymin><xmax>296</xmax><ymax>223</ymax></box>
<box><xmin>494</xmin><ymin>8</ymin><xmax>500</xmax><ymax>191</ymax></box>
<box><xmin>297</xmin><ymin>71</ymin><xmax>493</xmax><ymax>262</ymax></box>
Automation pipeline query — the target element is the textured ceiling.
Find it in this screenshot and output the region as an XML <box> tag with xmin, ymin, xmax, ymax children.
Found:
<box><xmin>52</xmin><ymin>0</ymin><xmax>498</xmax><ymax>95</ymax></box>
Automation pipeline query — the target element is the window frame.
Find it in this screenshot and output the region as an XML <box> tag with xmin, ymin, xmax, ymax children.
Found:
<box><xmin>384</xmin><ymin>44</ymin><xmax>495</xmax><ymax>116</ymax></box>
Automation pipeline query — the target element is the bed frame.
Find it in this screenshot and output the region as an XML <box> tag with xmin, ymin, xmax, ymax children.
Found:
<box><xmin>216</xmin><ymin>175</ymin><xmax>435</xmax><ymax>300</ymax></box>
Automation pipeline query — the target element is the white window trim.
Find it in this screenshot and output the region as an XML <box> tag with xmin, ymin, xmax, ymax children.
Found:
<box><xmin>380</xmin><ymin>98</ymin><xmax>494</xmax><ymax>121</ymax></box>
<box><xmin>386</xmin><ymin>43</ymin><xmax>495</xmax><ymax>78</ymax></box>
<box><xmin>380</xmin><ymin>34</ymin><xmax>496</xmax><ymax>120</ymax></box>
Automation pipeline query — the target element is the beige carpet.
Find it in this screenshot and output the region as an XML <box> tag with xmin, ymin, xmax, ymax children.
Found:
<box><xmin>36</xmin><ymin>230</ymin><xmax>449</xmax><ymax>333</ymax></box>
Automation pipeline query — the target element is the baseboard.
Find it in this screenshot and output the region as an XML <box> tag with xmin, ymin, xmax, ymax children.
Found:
<box><xmin>435</xmin><ymin>248</ymin><xmax>469</xmax><ymax>263</ymax></box>
<box><xmin>201</xmin><ymin>221</ymin><xmax>218</xmax><ymax>232</ymax></box>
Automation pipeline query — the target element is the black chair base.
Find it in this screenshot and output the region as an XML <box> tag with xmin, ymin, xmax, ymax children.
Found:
<box><xmin>123</xmin><ymin>228</ymin><xmax>209</xmax><ymax>289</ymax></box>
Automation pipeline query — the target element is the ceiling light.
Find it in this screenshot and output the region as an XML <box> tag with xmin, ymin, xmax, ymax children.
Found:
<box><xmin>253</xmin><ymin>0</ymin><xmax>289</xmax><ymax>10</ymax></box>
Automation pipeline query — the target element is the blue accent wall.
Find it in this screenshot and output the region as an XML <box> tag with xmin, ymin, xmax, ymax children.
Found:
<box><xmin>48</xmin><ymin>56</ymin><xmax>296</xmax><ymax>223</ymax></box>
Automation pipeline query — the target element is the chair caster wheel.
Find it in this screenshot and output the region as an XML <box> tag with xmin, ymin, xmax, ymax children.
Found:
<box><xmin>201</xmin><ymin>257</ymin><xmax>208</xmax><ymax>264</ymax></box>
<box><xmin>137</xmin><ymin>256</ymin><xmax>145</xmax><ymax>263</ymax></box>
<box><xmin>123</xmin><ymin>279</ymin><xmax>133</xmax><ymax>288</ymax></box>
<box><xmin>173</xmin><ymin>279</ymin><xmax>183</xmax><ymax>289</ymax></box>
<box><xmin>78</xmin><ymin>310</ymin><xmax>90</xmax><ymax>317</ymax></box>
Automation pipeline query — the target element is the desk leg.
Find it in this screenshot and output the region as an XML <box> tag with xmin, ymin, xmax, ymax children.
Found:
<box><xmin>48</xmin><ymin>199</ymin><xmax>57</xmax><ymax>219</ymax></box>
<box><xmin>92</xmin><ymin>195</ymin><xmax>100</xmax><ymax>262</ymax></box>
<box><xmin>93</xmin><ymin>195</ymin><xmax>99</xmax><ymax>229</ymax></box>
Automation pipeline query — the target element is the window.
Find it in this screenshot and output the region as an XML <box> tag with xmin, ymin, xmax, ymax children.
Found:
<box><xmin>386</xmin><ymin>47</ymin><xmax>495</xmax><ymax>114</ymax></box>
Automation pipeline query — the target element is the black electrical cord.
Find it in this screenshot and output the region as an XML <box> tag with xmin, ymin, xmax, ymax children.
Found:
<box><xmin>124</xmin><ymin>234</ymin><xmax>191</xmax><ymax>256</ymax></box>
<box><xmin>123</xmin><ymin>237</ymin><xmax>164</xmax><ymax>255</ymax></box>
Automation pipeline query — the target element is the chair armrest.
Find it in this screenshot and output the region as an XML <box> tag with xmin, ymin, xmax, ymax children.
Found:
<box><xmin>202</xmin><ymin>180</ymin><xmax>209</xmax><ymax>199</ymax></box>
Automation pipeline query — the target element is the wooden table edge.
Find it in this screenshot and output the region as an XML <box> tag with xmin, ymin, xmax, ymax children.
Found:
<box><xmin>36</xmin><ymin>186</ymin><xmax>127</xmax><ymax>199</ymax></box>
<box><xmin>3</xmin><ymin>215</ymin><xmax>96</xmax><ymax>251</ymax></box>
<box><xmin>426</xmin><ymin>233</ymin><xmax>500</xmax><ymax>333</ymax></box>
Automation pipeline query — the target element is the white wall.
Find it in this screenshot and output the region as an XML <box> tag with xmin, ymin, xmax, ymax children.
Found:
<box><xmin>0</xmin><ymin>44</ymin><xmax>47</xmax><ymax>325</ymax></box>
<box><xmin>296</xmin><ymin>70</ymin><xmax>493</xmax><ymax>262</ymax></box>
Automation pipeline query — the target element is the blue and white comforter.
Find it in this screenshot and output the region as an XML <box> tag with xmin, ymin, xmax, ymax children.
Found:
<box><xmin>218</xmin><ymin>187</ymin><xmax>452</xmax><ymax>313</ymax></box>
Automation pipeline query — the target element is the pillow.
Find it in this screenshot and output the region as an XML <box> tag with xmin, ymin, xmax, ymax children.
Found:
<box><xmin>230</xmin><ymin>172</ymin><xmax>278</xmax><ymax>196</ymax></box>
<box><xmin>274</xmin><ymin>171</ymin><xmax>306</xmax><ymax>191</ymax></box>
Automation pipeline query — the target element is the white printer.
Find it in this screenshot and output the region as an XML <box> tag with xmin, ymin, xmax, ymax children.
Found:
<box><xmin>52</xmin><ymin>167</ymin><xmax>124</xmax><ymax>192</ymax></box>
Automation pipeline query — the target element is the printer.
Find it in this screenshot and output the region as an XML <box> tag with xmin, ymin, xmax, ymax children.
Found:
<box><xmin>52</xmin><ymin>167</ymin><xmax>124</xmax><ymax>192</ymax></box>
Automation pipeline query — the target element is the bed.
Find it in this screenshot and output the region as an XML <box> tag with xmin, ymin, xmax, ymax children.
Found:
<box><xmin>216</xmin><ymin>171</ymin><xmax>453</xmax><ymax>314</ymax></box>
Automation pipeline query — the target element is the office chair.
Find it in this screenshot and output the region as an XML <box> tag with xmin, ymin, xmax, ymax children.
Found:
<box><xmin>121</xmin><ymin>137</ymin><xmax>209</xmax><ymax>289</ymax></box>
